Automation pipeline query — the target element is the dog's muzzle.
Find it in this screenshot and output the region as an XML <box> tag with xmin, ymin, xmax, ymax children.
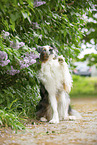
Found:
<box><xmin>40</xmin><ymin>49</ymin><xmax>49</xmax><ymax>62</ymax></box>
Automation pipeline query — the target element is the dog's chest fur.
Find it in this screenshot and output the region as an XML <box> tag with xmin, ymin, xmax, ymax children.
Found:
<box><xmin>39</xmin><ymin>58</ymin><xmax>65</xmax><ymax>94</ymax></box>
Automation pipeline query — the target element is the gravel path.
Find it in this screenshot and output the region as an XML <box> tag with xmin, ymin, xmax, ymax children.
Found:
<box><xmin>0</xmin><ymin>98</ymin><xmax>97</xmax><ymax>145</ymax></box>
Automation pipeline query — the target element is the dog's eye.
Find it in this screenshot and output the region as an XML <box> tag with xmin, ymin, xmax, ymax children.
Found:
<box><xmin>43</xmin><ymin>49</ymin><xmax>46</xmax><ymax>52</ymax></box>
<box><xmin>49</xmin><ymin>49</ymin><xmax>53</xmax><ymax>52</ymax></box>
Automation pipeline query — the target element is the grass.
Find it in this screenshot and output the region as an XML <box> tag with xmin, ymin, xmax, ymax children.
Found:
<box><xmin>0</xmin><ymin>109</ymin><xmax>25</xmax><ymax>132</ymax></box>
<box><xmin>70</xmin><ymin>75</ymin><xmax>97</xmax><ymax>98</ymax></box>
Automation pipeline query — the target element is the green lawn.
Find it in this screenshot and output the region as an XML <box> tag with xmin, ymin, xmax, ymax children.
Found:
<box><xmin>70</xmin><ymin>75</ymin><xmax>97</xmax><ymax>98</ymax></box>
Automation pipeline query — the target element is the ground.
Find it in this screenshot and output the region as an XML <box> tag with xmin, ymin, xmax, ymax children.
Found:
<box><xmin>0</xmin><ymin>98</ymin><xmax>97</xmax><ymax>145</ymax></box>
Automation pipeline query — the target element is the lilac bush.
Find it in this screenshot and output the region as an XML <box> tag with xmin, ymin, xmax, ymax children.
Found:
<box><xmin>7</xmin><ymin>66</ymin><xmax>20</xmax><ymax>75</ymax></box>
<box><xmin>0</xmin><ymin>31</ymin><xmax>39</xmax><ymax>75</ymax></box>
<box><xmin>7</xmin><ymin>50</ymin><xmax>39</xmax><ymax>75</ymax></box>
<box><xmin>2</xmin><ymin>30</ymin><xmax>10</xmax><ymax>39</ymax></box>
<box><xmin>32</xmin><ymin>22</ymin><xmax>40</xmax><ymax>29</ymax></box>
<box><xmin>20</xmin><ymin>51</ymin><xmax>39</xmax><ymax>69</ymax></box>
<box><xmin>10</xmin><ymin>40</ymin><xmax>25</xmax><ymax>49</ymax></box>
<box><xmin>0</xmin><ymin>51</ymin><xmax>10</xmax><ymax>66</ymax></box>
<box><xmin>34</xmin><ymin>1</ymin><xmax>46</xmax><ymax>8</ymax></box>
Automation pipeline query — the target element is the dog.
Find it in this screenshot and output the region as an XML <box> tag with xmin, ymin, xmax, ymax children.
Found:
<box><xmin>36</xmin><ymin>45</ymin><xmax>82</xmax><ymax>123</ymax></box>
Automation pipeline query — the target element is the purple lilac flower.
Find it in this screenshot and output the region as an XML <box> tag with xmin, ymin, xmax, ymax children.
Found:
<box><xmin>20</xmin><ymin>52</ymin><xmax>38</xmax><ymax>69</ymax></box>
<box><xmin>0</xmin><ymin>51</ymin><xmax>7</xmax><ymax>60</ymax></box>
<box><xmin>7</xmin><ymin>66</ymin><xmax>20</xmax><ymax>75</ymax></box>
<box><xmin>32</xmin><ymin>22</ymin><xmax>39</xmax><ymax>26</ymax></box>
<box><xmin>0</xmin><ymin>51</ymin><xmax>10</xmax><ymax>66</ymax></box>
<box><xmin>10</xmin><ymin>40</ymin><xmax>25</xmax><ymax>49</ymax></box>
<box><xmin>34</xmin><ymin>1</ymin><xmax>46</xmax><ymax>8</ymax></box>
<box><xmin>2</xmin><ymin>30</ymin><xmax>10</xmax><ymax>39</ymax></box>
<box><xmin>32</xmin><ymin>47</ymin><xmax>36</xmax><ymax>51</ymax></box>
<box><xmin>32</xmin><ymin>22</ymin><xmax>40</xmax><ymax>29</ymax></box>
<box><xmin>0</xmin><ymin>60</ymin><xmax>10</xmax><ymax>67</ymax></box>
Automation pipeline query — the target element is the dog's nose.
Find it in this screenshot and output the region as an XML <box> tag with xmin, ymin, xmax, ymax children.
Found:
<box><xmin>43</xmin><ymin>49</ymin><xmax>46</xmax><ymax>52</ymax></box>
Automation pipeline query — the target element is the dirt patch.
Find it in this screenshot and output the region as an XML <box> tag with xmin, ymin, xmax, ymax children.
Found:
<box><xmin>0</xmin><ymin>98</ymin><xmax>97</xmax><ymax>145</ymax></box>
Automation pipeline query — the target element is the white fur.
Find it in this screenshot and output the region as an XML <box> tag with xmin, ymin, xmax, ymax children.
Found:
<box><xmin>39</xmin><ymin>46</ymin><xmax>81</xmax><ymax>123</ymax></box>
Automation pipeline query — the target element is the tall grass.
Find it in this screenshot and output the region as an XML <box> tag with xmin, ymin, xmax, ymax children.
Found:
<box><xmin>0</xmin><ymin>109</ymin><xmax>25</xmax><ymax>132</ymax></box>
<box><xmin>70</xmin><ymin>75</ymin><xmax>97</xmax><ymax>97</ymax></box>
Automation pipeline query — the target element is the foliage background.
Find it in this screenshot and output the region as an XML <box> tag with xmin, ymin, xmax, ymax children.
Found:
<box><xmin>70</xmin><ymin>75</ymin><xmax>97</xmax><ymax>97</ymax></box>
<box><xmin>0</xmin><ymin>0</ymin><xmax>97</xmax><ymax>129</ymax></box>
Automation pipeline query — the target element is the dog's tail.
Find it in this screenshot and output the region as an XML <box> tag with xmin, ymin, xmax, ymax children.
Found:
<box><xmin>69</xmin><ymin>109</ymin><xmax>82</xmax><ymax>120</ymax></box>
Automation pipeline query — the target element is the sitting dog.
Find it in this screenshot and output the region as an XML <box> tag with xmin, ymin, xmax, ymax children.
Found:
<box><xmin>36</xmin><ymin>45</ymin><xmax>82</xmax><ymax>123</ymax></box>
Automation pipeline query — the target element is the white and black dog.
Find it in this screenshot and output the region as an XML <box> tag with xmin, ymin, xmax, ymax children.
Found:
<box><xmin>36</xmin><ymin>45</ymin><xmax>82</xmax><ymax>123</ymax></box>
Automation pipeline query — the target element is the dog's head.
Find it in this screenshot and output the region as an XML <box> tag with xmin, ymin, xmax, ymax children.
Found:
<box><xmin>38</xmin><ymin>45</ymin><xmax>57</xmax><ymax>62</ymax></box>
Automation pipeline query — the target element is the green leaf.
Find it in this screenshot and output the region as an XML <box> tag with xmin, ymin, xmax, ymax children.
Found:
<box><xmin>22</xmin><ymin>12</ymin><xmax>28</xmax><ymax>19</ymax></box>
<box><xmin>22</xmin><ymin>12</ymin><xmax>31</xmax><ymax>23</ymax></box>
<box><xmin>8</xmin><ymin>99</ymin><xmax>18</xmax><ymax>110</ymax></box>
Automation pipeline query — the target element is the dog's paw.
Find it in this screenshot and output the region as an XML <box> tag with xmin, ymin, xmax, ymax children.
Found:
<box><xmin>58</xmin><ymin>56</ymin><xmax>64</xmax><ymax>64</ymax></box>
<box><xmin>69</xmin><ymin>116</ymin><xmax>77</xmax><ymax>120</ymax></box>
<box><xmin>63</xmin><ymin>113</ymin><xmax>69</xmax><ymax>120</ymax></box>
<box><xmin>64</xmin><ymin>116</ymin><xmax>69</xmax><ymax>121</ymax></box>
<box><xmin>40</xmin><ymin>117</ymin><xmax>47</xmax><ymax>122</ymax></box>
<box><xmin>49</xmin><ymin>118</ymin><xmax>59</xmax><ymax>124</ymax></box>
<box><xmin>69</xmin><ymin>115</ymin><xmax>82</xmax><ymax>120</ymax></box>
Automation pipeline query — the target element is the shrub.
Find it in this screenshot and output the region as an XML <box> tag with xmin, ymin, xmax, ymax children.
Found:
<box><xmin>0</xmin><ymin>0</ymin><xmax>95</xmax><ymax>129</ymax></box>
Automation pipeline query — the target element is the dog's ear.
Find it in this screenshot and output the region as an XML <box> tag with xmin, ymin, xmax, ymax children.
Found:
<box><xmin>50</xmin><ymin>45</ymin><xmax>58</xmax><ymax>54</ymax></box>
<box><xmin>36</xmin><ymin>46</ymin><xmax>43</xmax><ymax>53</ymax></box>
<box><xmin>49</xmin><ymin>47</ymin><xmax>53</xmax><ymax>54</ymax></box>
<box><xmin>50</xmin><ymin>44</ymin><xmax>54</xmax><ymax>48</ymax></box>
<box><xmin>50</xmin><ymin>44</ymin><xmax>57</xmax><ymax>50</ymax></box>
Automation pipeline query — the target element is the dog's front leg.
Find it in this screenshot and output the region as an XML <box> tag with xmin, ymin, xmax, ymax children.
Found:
<box><xmin>49</xmin><ymin>95</ymin><xmax>59</xmax><ymax>123</ymax></box>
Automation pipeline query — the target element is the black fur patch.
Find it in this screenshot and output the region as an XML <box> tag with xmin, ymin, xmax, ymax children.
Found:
<box><xmin>36</xmin><ymin>83</ymin><xmax>49</xmax><ymax>119</ymax></box>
